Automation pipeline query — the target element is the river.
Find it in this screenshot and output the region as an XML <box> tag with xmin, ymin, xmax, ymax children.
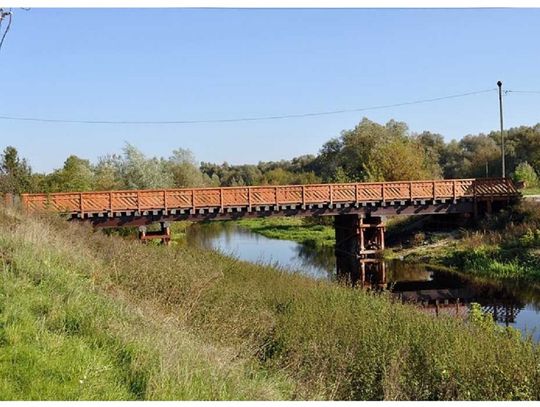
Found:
<box><xmin>186</xmin><ymin>221</ymin><xmax>540</xmax><ymax>341</ymax></box>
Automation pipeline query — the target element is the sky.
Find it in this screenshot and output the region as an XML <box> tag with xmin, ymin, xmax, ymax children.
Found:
<box><xmin>1</xmin><ymin>8</ymin><xmax>539</xmax><ymax>173</ymax></box>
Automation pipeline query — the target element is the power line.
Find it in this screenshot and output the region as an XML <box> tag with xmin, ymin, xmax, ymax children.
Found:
<box><xmin>0</xmin><ymin>88</ymin><xmax>496</xmax><ymax>126</ymax></box>
<box><xmin>506</xmin><ymin>90</ymin><xmax>540</xmax><ymax>94</ymax></box>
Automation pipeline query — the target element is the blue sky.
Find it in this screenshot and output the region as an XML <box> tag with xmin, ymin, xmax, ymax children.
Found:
<box><xmin>1</xmin><ymin>8</ymin><xmax>539</xmax><ymax>172</ymax></box>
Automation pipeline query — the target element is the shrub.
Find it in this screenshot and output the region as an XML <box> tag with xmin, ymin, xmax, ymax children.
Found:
<box><xmin>513</xmin><ymin>162</ymin><xmax>539</xmax><ymax>188</ymax></box>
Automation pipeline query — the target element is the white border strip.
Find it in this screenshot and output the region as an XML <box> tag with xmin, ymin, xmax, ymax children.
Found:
<box><xmin>1</xmin><ymin>0</ymin><xmax>539</xmax><ymax>8</ymax></box>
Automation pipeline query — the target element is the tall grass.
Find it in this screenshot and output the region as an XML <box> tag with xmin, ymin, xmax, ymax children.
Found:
<box><xmin>0</xmin><ymin>209</ymin><xmax>290</xmax><ymax>400</ymax></box>
<box><xmin>443</xmin><ymin>201</ymin><xmax>540</xmax><ymax>282</ymax></box>
<box><xmin>1</xmin><ymin>207</ymin><xmax>540</xmax><ymax>400</ymax></box>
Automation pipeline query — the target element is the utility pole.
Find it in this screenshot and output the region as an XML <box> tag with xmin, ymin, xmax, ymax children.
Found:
<box><xmin>497</xmin><ymin>80</ymin><xmax>505</xmax><ymax>178</ymax></box>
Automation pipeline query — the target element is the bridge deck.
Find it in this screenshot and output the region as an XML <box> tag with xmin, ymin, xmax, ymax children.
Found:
<box><xmin>21</xmin><ymin>178</ymin><xmax>519</xmax><ymax>226</ymax></box>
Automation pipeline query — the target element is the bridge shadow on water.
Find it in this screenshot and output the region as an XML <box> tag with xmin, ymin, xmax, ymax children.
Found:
<box><xmin>343</xmin><ymin>259</ymin><xmax>533</xmax><ymax>327</ymax></box>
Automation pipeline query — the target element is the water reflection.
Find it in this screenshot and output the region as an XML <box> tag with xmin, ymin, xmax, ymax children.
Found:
<box><xmin>186</xmin><ymin>222</ymin><xmax>335</xmax><ymax>279</ymax></box>
<box><xmin>186</xmin><ymin>222</ymin><xmax>540</xmax><ymax>341</ymax></box>
<box><xmin>353</xmin><ymin>260</ymin><xmax>527</xmax><ymax>326</ymax></box>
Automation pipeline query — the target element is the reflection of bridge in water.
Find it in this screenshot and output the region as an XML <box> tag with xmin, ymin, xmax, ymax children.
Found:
<box><xmin>345</xmin><ymin>260</ymin><xmax>525</xmax><ymax>325</ymax></box>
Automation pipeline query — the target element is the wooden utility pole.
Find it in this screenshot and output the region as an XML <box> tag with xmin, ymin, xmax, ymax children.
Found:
<box><xmin>497</xmin><ymin>81</ymin><xmax>506</xmax><ymax>178</ymax></box>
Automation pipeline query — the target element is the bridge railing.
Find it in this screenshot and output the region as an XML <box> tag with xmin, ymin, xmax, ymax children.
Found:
<box><xmin>20</xmin><ymin>178</ymin><xmax>519</xmax><ymax>215</ymax></box>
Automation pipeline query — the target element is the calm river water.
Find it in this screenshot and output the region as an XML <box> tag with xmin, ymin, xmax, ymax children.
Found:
<box><xmin>186</xmin><ymin>222</ymin><xmax>540</xmax><ymax>341</ymax></box>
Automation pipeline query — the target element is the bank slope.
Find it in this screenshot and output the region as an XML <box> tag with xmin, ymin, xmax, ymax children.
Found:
<box><xmin>0</xmin><ymin>207</ymin><xmax>539</xmax><ymax>400</ymax></box>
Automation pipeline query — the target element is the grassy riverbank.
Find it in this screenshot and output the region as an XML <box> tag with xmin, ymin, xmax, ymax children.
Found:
<box><xmin>390</xmin><ymin>201</ymin><xmax>540</xmax><ymax>285</ymax></box>
<box><xmin>234</xmin><ymin>217</ymin><xmax>335</xmax><ymax>248</ymax></box>
<box><xmin>439</xmin><ymin>203</ymin><xmax>540</xmax><ymax>283</ymax></box>
<box><xmin>2</xmin><ymin>207</ymin><xmax>540</xmax><ymax>400</ymax></box>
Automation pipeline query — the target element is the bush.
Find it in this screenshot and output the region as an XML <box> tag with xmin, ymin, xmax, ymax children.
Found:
<box><xmin>513</xmin><ymin>162</ymin><xmax>539</xmax><ymax>188</ymax></box>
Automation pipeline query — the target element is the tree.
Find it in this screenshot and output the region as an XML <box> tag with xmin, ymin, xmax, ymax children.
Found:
<box><xmin>314</xmin><ymin>118</ymin><xmax>441</xmax><ymax>182</ymax></box>
<box><xmin>167</xmin><ymin>148</ymin><xmax>207</xmax><ymax>187</ymax></box>
<box><xmin>339</xmin><ymin>118</ymin><xmax>396</xmax><ymax>180</ymax></box>
<box><xmin>0</xmin><ymin>146</ymin><xmax>33</xmax><ymax>193</ymax></box>
<box><xmin>119</xmin><ymin>143</ymin><xmax>174</xmax><ymax>189</ymax></box>
<box><xmin>259</xmin><ymin>168</ymin><xmax>293</xmax><ymax>185</ymax></box>
<box><xmin>415</xmin><ymin>131</ymin><xmax>446</xmax><ymax>176</ymax></box>
<box><xmin>314</xmin><ymin>137</ymin><xmax>344</xmax><ymax>182</ymax></box>
<box><xmin>94</xmin><ymin>154</ymin><xmax>124</xmax><ymax>191</ymax></box>
<box><xmin>46</xmin><ymin>155</ymin><xmax>95</xmax><ymax>192</ymax></box>
<box><xmin>459</xmin><ymin>134</ymin><xmax>500</xmax><ymax>178</ymax></box>
<box><xmin>505</xmin><ymin>124</ymin><xmax>540</xmax><ymax>176</ymax></box>
<box><xmin>364</xmin><ymin>137</ymin><xmax>439</xmax><ymax>181</ymax></box>
<box><xmin>439</xmin><ymin>140</ymin><xmax>464</xmax><ymax>178</ymax></box>
<box><xmin>513</xmin><ymin>162</ymin><xmax>538</xmax><ymax>188</ymax></box>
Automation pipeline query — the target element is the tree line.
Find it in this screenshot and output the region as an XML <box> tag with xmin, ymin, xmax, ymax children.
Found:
<box><xmin>2</xmin><ymin>117</ymin><xmax>540</xmax><ymax>195</ymax></box>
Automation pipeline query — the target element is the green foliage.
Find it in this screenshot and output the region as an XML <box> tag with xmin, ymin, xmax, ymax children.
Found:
<box><xmin>119</xmin><ymin>144</ymin><xmax>174</xmax><ymax>189</ymax></box>
<box><xmin>457</xmin><ymin>134</ymin><xmax>500</xmax><ymax>178</ymax></box>
<box><xmin>314</xmin><ymin>118</ymin><xmax>442</xmax><ymax>182</ymax></box>
<box><xmin>46</xmin><ymin>155</ymin><xmax>95</xmax><ymax>192</ymax></box>
<box><xmin>167</xmin><ymin>148</ymin><xmax>209</xmax><ymax>187</ymax></box>
<box><xmin>433</xmin><ymin>201</ymin><xmax>540</xmax><ymax>285</ymax></box>
<box><xmin>200</xmin><ymin>157</ymin><xmax>321</xmax><ymax>187</ymax></box>
<box><xmin>513</xmin><ymin>162</ymin><xmax>539</xmax><ymax>188</ymax></box>
<box><xmin>364</xmin><ymin>136</ymin><xmax>440</xmax><ymax>181</ymax></box>
<box><xmin>518</xmin><ymin>228</ymin><xmax>540</xmax><ymax>248</ymax></box>
<box><xmin>9</xmin><ymin>119</ymin><xmax>540</xmax><ymax>194</ymax></box>
<box><xmin>6</xmin><ymin>120</ymin><xmax>540</xmax><ymax>194</ymax></box>
<box><xmin>0</xmin><ymin>146</ymin><xmax>34</xmax><ymax>194</ymax></box>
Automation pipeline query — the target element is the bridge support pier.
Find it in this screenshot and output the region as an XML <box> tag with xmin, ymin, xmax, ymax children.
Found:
<box><xmin>334</xmin><ymin>214</ymin><xmax>385</xmax><ymax>281</ymax></box>
<box><xmin>138</xmin><ymin>222</ymin><xmax>171</xmax><ymax>245</ymax></box>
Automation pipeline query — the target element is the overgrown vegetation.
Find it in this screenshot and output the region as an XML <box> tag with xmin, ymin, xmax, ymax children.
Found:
<box><xmin>1</xmin><ymin>207</ymin><xmax>540</xmax><ymax>400</ymax></box>
<box><xmin>436</xmin><ymin>201</ymin><xmax>540</xmax><ymax>283</ymax></box>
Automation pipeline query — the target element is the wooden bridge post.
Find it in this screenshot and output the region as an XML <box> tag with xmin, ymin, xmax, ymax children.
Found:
<box><xmin>160</xmin><ymin>221</ymin><xmax>171</xmax><ymax>245</ymax></box>
<box><xmin>359</xmin><ymin>216</ymin><xmax>385</xmax><ymax>257</ymax></box>
<box><xmin>138</xmin><ymin>225</ymin><xmax>147</xmax><ymax>241</ymax></box>
<box><xmin>334</xmin><ymin>214</ymin><xmax>386</xmax><ymax>281</ymax></box>
<box><xmin>137</xmin><ymin>222</ymin><xmax>171</xmax><ymax>245</ymax></box>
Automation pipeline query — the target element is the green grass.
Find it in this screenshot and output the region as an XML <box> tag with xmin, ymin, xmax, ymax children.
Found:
<box><xmin>0</xmin><ymin>211</ymin><xmax>291</xmax><ymax>400</ymax></box>
<box><xmin>233</xmin><ymin>217</ymin><xmax>335</xmax><ymax>248</ymax></box>
<box><xmin>1</xmin><ymin>208</ymin><xmax>540</xmax><ymax>400</ymax></box>
<box><xmin>522</xmin><ymin>187</ymin><xmax>540</xmax><ymax>196</ymax></box>
<box><xmin>429</xmin><ymin>201</ymin><xmax>540</xmax><ymax>284</ymax></box>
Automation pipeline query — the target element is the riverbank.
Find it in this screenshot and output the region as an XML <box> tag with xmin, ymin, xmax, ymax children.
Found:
<box><xmin>1</xmin><ymin>207</ymin><xmax>540</xmax><ymax>400</ymax></box>
<box><xmin>233</xmin><ymin>217</ymin><xmax>335</xmax><ymax>248</ymax></box>
<box><xmin>232</xmin><ymin>203</ymin><xmax>540</xmax><ymax>286</ymax></box>
<box><xmin>392</xmin><ymin>201</ymin><xmax>540</xmax><ymax>285</ymax></box>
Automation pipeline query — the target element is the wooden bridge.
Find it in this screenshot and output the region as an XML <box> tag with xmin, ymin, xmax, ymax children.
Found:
<box><xmin>22</xmin><ymin>178</ymin><xmax>518</xmax><ymax>223</ymax></box>
<box><xmin>21</xmin><ymin>178</ymin><xmax>520</xmax><ymax>272</ymax></box>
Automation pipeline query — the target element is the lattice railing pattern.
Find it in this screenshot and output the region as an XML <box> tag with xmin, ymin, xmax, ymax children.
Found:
<box><xmin>21</xmin><ymin>178</ymin><xmax>519</xmax><ymax>215</ymax></box>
